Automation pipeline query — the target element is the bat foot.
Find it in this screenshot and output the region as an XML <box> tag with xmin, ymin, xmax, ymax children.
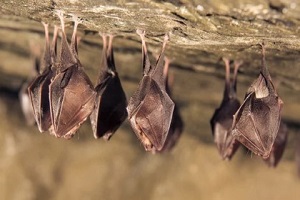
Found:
<box><xmin>136</xmin><ymin>29</ymin><xmax>146</xmax><ymax>37</ymax></box>
<box><xmin>55</xmin><ymin>10</ymin><xmax>66</xmax><ymax>32</ymax></box>
<box><xmin>70</xmin><ymin>14</ymin><xmax>83</xmax><ymax>25</ymax></box>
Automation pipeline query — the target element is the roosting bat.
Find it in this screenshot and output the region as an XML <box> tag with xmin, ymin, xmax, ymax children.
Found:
<box><xmin>210</xmin><ymin>58</ymin><xmax>242</xmax><ymax>160</ymax></box>
<box><xmin>27</xmin><ymin>23</ymin><xmax>58</xmax><ymax>132</ymax></box>
<box><xmin>264</xmin><ymin>121</ymin><xmax>288</xmax><ymax>167</ymax></box>
<box><xmin>158</xmin><ymin>58</ymin><xmax>183</xmax><ymax>153</ymax></box>
<box><xmin>127</xmin><ymin>30</ymin><xmax>175</xmax><ymax>152</ymax></box>
<box><xmin>230</xmin><ymin>43</ymin><xmax>283</xmax><ymax>159</ymax></box>
<box><xmin>89</xmin><ymin>34</ymin><xmax>127</xmax><ymax>140</ymax></box>
<box><xmin>49</xmin><ymin>11</ymin><xmax>96</xmax><ymax>139</ymax></box>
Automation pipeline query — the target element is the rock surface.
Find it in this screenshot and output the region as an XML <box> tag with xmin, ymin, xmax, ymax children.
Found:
<box><xmin>0</xmin><ymin>0</ymin><xmax>300</xmax><ymax>200</ymax></box>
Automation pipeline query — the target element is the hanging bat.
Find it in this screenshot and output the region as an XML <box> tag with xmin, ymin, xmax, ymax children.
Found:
<box><xmin>210</xmin><ymin>58</ymin><xmax>242</xmax><ymax>160</ymax></box>
<box><xmin>27</xmin><ymin>22</ymin><xmax>58</xmax><ymax>132</ymax></box>
<box><xmin>264</xmin><ymin>121</ymin><xmax>288</xmax><ymax>167</ymax></box>
<box><xmin>19</xmin><ymin>43</ymin><xmax>41</xmax><ymax>126</ymax></box>
<box><xmin>89</xmin><ymin>34</ymin><xmax>127</xmax><ymax>140</ymax></box>
<box><xmin>158</xmin><ymin>58</ymin><xmax>184</xmax><ymax>153</ymax></box>
<box><xmin>49</xmin><ymin>11</ymin><xmax>96</xmax><ymax>139</ymax></box>
<box><xmin>127</xmin><ymin>30</ymin><xmax>175</xmax><ymax>152</ymax></box>
<box><xmin>230</xmin><ymin>43</ymin><xmax>284</xmax><ymax>159</ymax></box>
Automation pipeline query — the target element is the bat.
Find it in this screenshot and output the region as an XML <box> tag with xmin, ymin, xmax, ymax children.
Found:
<box><xmin>158</xmin><ymin>58</ymin><xmax>184</xmax><ymax>153</ymax></box>
<box><xmin>127</xmin><ymin>30</ymin><xmax>175</xmax><ymax>152</ymax></box>
<box><xmin>27</xmin><ymin>22</ymin><xmax>58</xmax><ymax>132</ymax></box>
<box><xmin>89</xmin><ymin>34</ymin><xmax>127</xmax><ymax>140</ymax></box>
<box><xmin>19</xmin><ymin>43</ymin><xmax>41</xmax><ymax>126</ymax></box>
<box><xmin>210</xmin><ymin>58</ymin><xmax>242</xmax><ymax>160</ymax></box>
<box><xmin>49</xmin><ymin>11</ymin><xmax>96</xmax><ymax>139</ymax></box>
<box><xmin>230</xmin><ymin>43</ymin><xmax>284</xmax><ymax>159</ymax></box>
<box><xmin>264</xmin><ymin>121</ymin><xmax>288</xmax><ymax>167</ymax></box>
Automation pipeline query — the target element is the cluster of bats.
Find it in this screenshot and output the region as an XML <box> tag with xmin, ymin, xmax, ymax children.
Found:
<box><xmin>19</xmin><ymin>11</ymin><xmax>183</xmax><ymax>153</ymax></box>
<box><xmin>210</xmin><ymin>47</ymin><xmax>286</xmax><ymax>167</ymax></box>
<box><xmin>18</xmin><ymin>11</ymin><xmax>295</xmax><ymax>169</ymax></box>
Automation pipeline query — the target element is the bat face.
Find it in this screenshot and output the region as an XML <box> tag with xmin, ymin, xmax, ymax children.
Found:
<box><xmin>264</xmin><ymin>121</ymin><xmax>288</xmax><ymax>167</ymax></box>
<box><xmin>90</xmin><ymin>34</ymin><xmax>127</xmax><ymax>140</ymax></box>
<box><xmin>158</xmin><ymin>58</ymin><xmax>184</xmax><ymax>153</ymax></box>
<box><xmin>49</xmin><ymin>11</ymin><xmax>96</xmax><ymax>139</ymax></box>
<box><xmin>231</xmin><ymin>44</ymin><xmax>283</xmax><ymax>159</ymax></box>
<box><xmin>210</xmin><ymin>59</ymin><xmax>242</xmax><ymax>160</ymax></box>
<box><xmin>127</xmin><ymin>30</ymin><xmax>175</xmax><ymax>152</ymax></box>
<box><xmin>27</xmin><ymin>23</ymin><xmax>55</xmax><ymax>132</ymax></box>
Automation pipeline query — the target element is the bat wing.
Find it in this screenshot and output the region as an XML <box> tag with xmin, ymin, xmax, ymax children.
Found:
<box><xmin>211</xmin><ymin>98</ymin><xmax>240</xmax><ymax>160</ymax></box>
<box><xmin>90</xmin><ymin>74</ymin><xmax>127</xmax><ymax>140</ymax></box>
<box><xmin>264</xmin><ymin>121</ymin><xmax>288</xmax><ymax>167</ymax></box>
<box><xmin>50</xmin><ymin>66</ymin><xmax>96</xmax><ymax>138</ymax></box>
<box><xmin>127</xmin><ymin>76</ymin><xmax>151</xmax><ymax>117</ymax></box>
<box><xmin>28</xmin><ymin>70</ymin><xmax>53</xmax><ymax>132</ymax></box>
<box><xmin>159</xmin><ymin>104</ymin><xmax>184</xmax><ymax>152</ymax></box>
<box><xmin>132</xmin><ymin>79</ymin><xmax>174</xmax><ymax>151</ymax></box>
<box><xmin>231</xmin><ymin>92</ymin><xmax>282</xmax><ymax>158</ymax></box>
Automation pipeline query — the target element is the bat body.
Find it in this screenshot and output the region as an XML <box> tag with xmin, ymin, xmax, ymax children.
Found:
<box><xmin>264</xmin><ymin>121</ymin><xmax>288</xmax><ymax>167</ymax></box>
<box><xmin>90</xmin><ymin>34</ymin><xmax>127</xmax><ymax>140</ymax></box>
<box><xmin>210</xmin><ymin>59</ymin><xmax>242</xmax><ymax>160</ymax></box>
<box><xmin>49</xmin><ymin>12</ymin><xmax>96</xmax><ymax>139</ymax></box>
<box><xmin>127</xmin><ymin>30</ymin><xmax>175</xmax><ymax>152</ymax></box>
<box><xmin>231</xmin><ymin>44</ymin><xmax>283</xmax><ymax>159</ymax></box>
<box><xmin>27</xmin><ymin>23</ymin><xmax>57</xmax><ymax>132</ymax></box>
<box><xmin>159</xmin><ymin>58</ymin><xmax>183</xmax><ymax>153</ymax></box>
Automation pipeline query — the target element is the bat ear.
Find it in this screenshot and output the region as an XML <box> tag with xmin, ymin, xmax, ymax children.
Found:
<box><xmin>55</xmin><ymin>10</ymin><xmax>77</xmax><ymax>72</ymax></box>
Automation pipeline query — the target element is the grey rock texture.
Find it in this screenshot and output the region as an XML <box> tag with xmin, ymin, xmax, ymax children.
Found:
<box><xmin>0</xmin><ymin>1</ymin><xmax>300</xmax><ymax>200</ymax></box>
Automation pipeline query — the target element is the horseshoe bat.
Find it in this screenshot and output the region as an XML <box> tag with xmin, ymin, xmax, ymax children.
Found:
<box><xmin>127</xmin><ymin>30</ymin><xmax>175</xmax><ymax>152</ymax></box>
<box><xmin>264</xmin><ymin>121</ymin><xmax>288</xmax><ymax>167</ymax></box>
<box><xmin>158</xmin><ymin>58</ymin><xmax>183</xmax><ymax>153</ymax></box>
<box><xmin>27</xmin><ymin>22</ymin><xmax>58</xmax><ymax>132</ymax></box>
<box><xmin>49</xmin><ymin>11</ymin><xmax>96</xmax><ymax>139</ymax></box>
<box><xmin>230</xmin><ymin>43</ymin><xmax>283</xmax><ymax>159</ymax></box>
<box><xmin>210</xmin><ymin>58</ymin><xmax>242</xmax><ymax>160</ymax></box>
<box><xmin>89</xmin><ymin>34</ymin><xmax>127</xmax><ymax>140</ymax></box>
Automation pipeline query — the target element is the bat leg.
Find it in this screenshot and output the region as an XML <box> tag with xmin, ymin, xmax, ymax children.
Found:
<box><xmin>55</xmin><ymin>10</ymin><xmax>77</xmax><ymax>71</ymax></box>
<box><xmin>136</xmin><ymin>29</ymin><xmax>151</xmax><ymax>74</ymax></box>
<box><xmin>41</xmin><ymin>22</ymin><xmax>51</xmax><ymax>70</ymax></box>
<box><xmin>233</xmin><ymin>60</ymin><xmax>243</xmax><ymax>90</ymax></box>
<box><xmin>136</xmin><ymin>29</ymin><xmax>147</xmax><ymax>54</ymax></box>
<box><xmin>50</xmin><ymin>25</ymin><xmax>59</xmax><ymax>64</ymax></box>
<box><xmin>107</xmin><ymin>34</ymin><xmax>116</xmax><ymax>71</ymax></box>
<box><xmin>70</xmin><ymin>14</ymin><xmax>82</xmax><ymax>57</ymax></box>
<box><xmin>222</xmin><ymin>57</ymin><xmax>231</xmax><ymax>91</ymax></box>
